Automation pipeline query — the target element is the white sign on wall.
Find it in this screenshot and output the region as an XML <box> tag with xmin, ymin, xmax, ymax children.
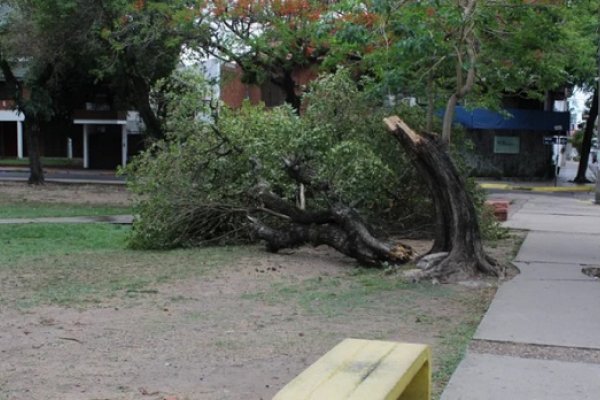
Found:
<box><xmin>494</xmin><ymin>136</ymin><xmax>520</xmax><ymax>154</ymax></box>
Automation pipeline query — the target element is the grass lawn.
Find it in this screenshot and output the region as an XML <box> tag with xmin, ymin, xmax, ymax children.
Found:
<box><xmin>0</xmin><ymin>221</ymin><xmax>520</xmax><ymax>399</ymax></box>
<box><xmin>0</xmin><ymin>223</ymin><xmax>241</xmax><ymax>306</ymax></box>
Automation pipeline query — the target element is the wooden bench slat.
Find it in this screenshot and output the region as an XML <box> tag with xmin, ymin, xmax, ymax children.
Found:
<box><xmin>307</xmin><ymin>340</ymin><xmax>397</xmax><ymax>399</ymax></box>
<box><xmin>347</xmin><ymin>343</ymin><xmax>430</xmax><ymax>400</ymax></box>
<box><xmin>273</xmin><ymin>338</ymin><xmax>373</xmax><ymax>399</ymax></box>
<box><xmin>273</xmin><ymin>338</ymin><xmax>431</xmax><ymax>400</ymax></box>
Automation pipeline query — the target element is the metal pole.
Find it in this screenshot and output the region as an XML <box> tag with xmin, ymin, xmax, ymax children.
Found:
<box><xmin>16</xmin><ymin>120</ymin><xmax>23</xmax><ymax>159</ymax></box>
<box><xmin>83</xmin><ymin>125</ymin><xmax>89</xmax><ymax>169</ymax></box>
<box><xmin>121</xmin><ymin>125</ymin><xmax>128</xmax><ymax>168</ymax></box>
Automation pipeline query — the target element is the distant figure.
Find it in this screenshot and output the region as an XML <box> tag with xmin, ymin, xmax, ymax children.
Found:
<box><xmin>556</xmin><ymin>145</ymin><xmax>566</xmax><ymax>175</ymax></box>
<box><xmin>589</xmin><ymin>152</ymin><xmax>599</xmax><ymax>182</ymax></box>
<box><xmin>553</xmin><ymin>145</ymin><xmax>567</xmax><ymax>175</ymax></box>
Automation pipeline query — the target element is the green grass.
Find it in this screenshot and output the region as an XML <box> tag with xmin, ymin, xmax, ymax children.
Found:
<box><xmin>0</xmin><ymin>223</ymin><xmax>244</xmax><ymax>307</ymax></box>
<box><xmin>431</xmin><ymin>291</ymin><xmax>493</xmax><ymax>399</ymax></box>
<box><xmin>244</xmin><ymin>268</ymin><xmax>454</xmax><ymax>316</ymax></box>
<box><xmin>0</xmin><ymin>202</ymin><xmax>131</xmax><ymax>219</ymax></box>
<box><xmin>0</xmin><ymin>223</ymin><xmax>130</xmax><ymax>264</ymax></box>
<box><xmin>0</xmin><ymin>157</ymin><xmax>82</xmax><ymax>167</ymax></box>
<box><xmin>433</xmin><ymin>322</ymin><xmax>479</xmax><ymax>398</ymax></box>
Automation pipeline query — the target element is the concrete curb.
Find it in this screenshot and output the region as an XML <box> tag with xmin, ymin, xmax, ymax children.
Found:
<box><xmin>479</xmin><ymin>183</ymin><xmax>594</xmax><ymax>193</ymax></box>
<box><xmin>0</xmin><ymin>177</ymin><xmax>125</xmax><ymax>185</ymax></box>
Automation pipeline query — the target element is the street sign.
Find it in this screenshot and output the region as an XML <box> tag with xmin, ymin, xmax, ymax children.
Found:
<box><xmin>543</xmin><ymin>136</ymin><xmax>568</xmax><ymax>145</ymax></box>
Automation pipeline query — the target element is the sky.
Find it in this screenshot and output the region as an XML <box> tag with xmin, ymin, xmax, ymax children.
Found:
<box><xmin>569</xmin><ymin>88</ymin><xmax>593</xmax><ymax>124</ymax></box>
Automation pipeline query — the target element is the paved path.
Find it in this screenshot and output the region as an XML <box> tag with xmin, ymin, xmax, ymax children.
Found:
<box><xmin>442</xmin><ymin>191</ymin><xmax>600</xmax><ymax>400</ymax></box>
<box><xmin>0</xmin><ymin>215</ymin><xmax>133</xmax><ymax>225</ymax></box>
<box><xmin>0</xmin><ymin>167</ymin><xmax>125</xmax><ymax>185</ymax></box>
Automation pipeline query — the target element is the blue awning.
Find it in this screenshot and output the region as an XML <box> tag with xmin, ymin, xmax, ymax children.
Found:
<box><xmin>453</xmin><ymin>107</ymin><xmax>570</xmax><ymax>131</ymax></box>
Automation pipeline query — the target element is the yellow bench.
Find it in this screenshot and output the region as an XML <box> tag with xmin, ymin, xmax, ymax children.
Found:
<box><xmin>273</xmin><ymin>338</ymin><xmax>431</xmax><ymax>400</ymax></box>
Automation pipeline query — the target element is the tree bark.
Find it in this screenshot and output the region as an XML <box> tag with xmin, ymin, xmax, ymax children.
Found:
<box><xmin>0</xmin><ymin>59</ymin><xmax>49</xmax><ymax>184</ymax></box>
<box><xmin>25</xmin><ymin>118</ymin><xmax>45</xmax><ymax>185</ymax></box>
<box><xmin>248</xmin><ymin>177</ymin><xmax>412</xmax><ymax>267</ymax></box>
<box><xmin>384</xmin><ymin>116</ymin><xmax>503</xmax><ymax>282</ymax></box>
<box><xmin>426</xmin><ymin>72</ymin><xmax>435</xmax><ymax>132</ymax></box>
<box><xmin>272</xmin><ymin>70</ymin><xmax>302</xmax><ymax>113</ymax></box>
<box><xmin>574</xmin><ymin>89</ymin><xmax>598</xmax><ymax>184</ymax></box>
<box><xmin>442</xmin><ymin>93</ymin><xmax>459</xmax><ymax>144</ymax></box>
<box><xmin>250</xmin><ymin>205</ymin><xmax>412</xmax><ymax>267</ymax></box>
<box><xmin>129</xmin><ymin>74</ymin><xmax>164</xmax><ymax>140</ymax></box>
<box><xmin>441</xmin><ymin>1</ymin><xmax>478</xmax><ymax>144</ymax></box>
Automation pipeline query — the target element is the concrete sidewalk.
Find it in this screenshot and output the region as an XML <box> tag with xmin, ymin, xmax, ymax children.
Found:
<box><xmin>478</xmin><ymin>160</ymin><xmax>597</xmax><ymax>193</ymax></box>
<box><xmin>442</xmin><ymin>191</ymin><xmax>600</xmax><ymax>400</ymax></box>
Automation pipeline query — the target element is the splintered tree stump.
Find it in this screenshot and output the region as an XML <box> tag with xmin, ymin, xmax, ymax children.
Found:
<box><xmin>384</xmin><ymin>116</ymin><xmax>504</xmax><ymax>282</ymax></box>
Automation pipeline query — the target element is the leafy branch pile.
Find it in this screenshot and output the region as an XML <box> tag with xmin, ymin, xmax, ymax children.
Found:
<box><xmin>126</xmin><ymin>70</ymin><xmax>431</xmax><ymax>254</ymax></box>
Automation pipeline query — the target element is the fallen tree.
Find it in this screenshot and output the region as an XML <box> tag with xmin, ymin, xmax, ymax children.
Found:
<box><xmin>127</xmin><ymin>71</ymin><xmax>426</xmax><ymax>255</ymax></box>
<box><xmin>384</xmin><ymin>116</ymin><xmax>504</xmax><ymax>281</ymax></box>
<box><xmin>247</xmin><ymin>158</ymin><xmax>413</xmax><ymax>267</ymax></box>
<box><xmin>128</xmin><ymin>71</ymin><xmax>505</xmax><ymax>281</ymax></box>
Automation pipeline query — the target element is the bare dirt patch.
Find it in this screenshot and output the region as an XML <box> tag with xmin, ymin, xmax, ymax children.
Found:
<box><xmin>0</xmin><ymin>245</ymin><xmax>496</xmax><ymax>400</ymax></box>
<box><xmin>0</xmin><ymin>182</ymin><xmax>131</xmax><ymax>206</ymax></box>
<box><xmin>0</xmin><ymin>183</ymin><xmax>521</xmax><ymax>400</ymax></box>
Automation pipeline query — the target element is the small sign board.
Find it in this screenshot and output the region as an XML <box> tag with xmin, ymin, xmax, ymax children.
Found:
<box><xmin>543</xmin><ymin>136</ymin><xmax>568</xmax><ymax>145</ymax></box>
<box><xmin>494</xmin><ymin>136</ymin><xmax>520</xmax><ymax>154</ymax></box>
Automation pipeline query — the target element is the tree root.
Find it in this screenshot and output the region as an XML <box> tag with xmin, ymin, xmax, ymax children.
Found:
<box><xmin>410</xmin><ymin>252</ymin><xmax>505</xmax><ymax>283</ymax></box>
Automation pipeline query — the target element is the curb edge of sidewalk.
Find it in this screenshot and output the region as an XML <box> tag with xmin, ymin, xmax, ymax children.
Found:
<box><xmin>480</xmin><ymin>183</ymin><xmax>595</xmax><ymax>193</ymax></box>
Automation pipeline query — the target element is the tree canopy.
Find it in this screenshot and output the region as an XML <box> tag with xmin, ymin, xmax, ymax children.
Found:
<box><xmin>0</xmin><ymin>0</ymin><xmax>108</xmax><ymax>182</ymax></box>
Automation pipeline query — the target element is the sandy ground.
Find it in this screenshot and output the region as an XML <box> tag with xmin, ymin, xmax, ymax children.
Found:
<box><xmin>0</xmin><ymin>182</ymin><xmax>131</xmax><ymax>206</ymax></box>
<box><xmin>0</xmin><ymin>245</ymin><xmax>501</xmax><ymax>400</ymax></box>
<box><xmin>0</xmin><ymin>182</ymin><xmax>511</xmax><ymax>400</ymax></box>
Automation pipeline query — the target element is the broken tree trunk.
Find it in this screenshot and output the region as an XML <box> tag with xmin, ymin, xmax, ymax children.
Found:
<box><xmin>384</xmin><ymin>116</ymin><xmax>503</xmax><ymax>282</ymax></box>
<box><xmin>248</xmin><ymin>178</ymin><xmax>412</xmax><ymax>267</ymax></box>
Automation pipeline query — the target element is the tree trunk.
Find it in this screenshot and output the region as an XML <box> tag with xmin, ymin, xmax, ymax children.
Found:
<box><xmin>25</xmin><ymin>117</ymin><xmax>45</xmax><ymax>185</ymax></box>
<box><xmin>441</xmin><ymin>94</ymin><xmax>459</xmax><ymax>144</ymax></box>
<box><xmin>426</xmin><ymin>73</ymin><xmax>435</xmax><ymax>132</ymax></box>
<box><xmin>248</xmin><ymin>179</ymin><xmax>412</xmax><ymax>267</ymax></box>
<box><xmin>129</xmin><ymin>74</ymin><xmax>164</xmax><ymax>140</ymax></box>
<box><xmin>574</xmin><ymin>89</ymin><xmax>598</xmax><ymax>184</ymax></box>
<box><xmin>279</xmin><ymin>71</ymin><xmax>302</xmax><ymax>113</ymax></box>
<box><xmin>384</xmin><ymin>116</ymin><xmax>503</xmax><ymax>282</ymax></box>
<box><xmin>272</xmin><ymin>70</ymin><xmax>302</xmax><ymax>113</ymax></box>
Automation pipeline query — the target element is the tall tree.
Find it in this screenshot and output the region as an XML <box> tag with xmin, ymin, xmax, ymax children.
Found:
<box><xmin>326</xmin><ymin>0</ymin><xmax>599</xmax><ymax>278</ymax></box>
<box><xmin>93</xmin><ymin>0</ymin><xmax>198</xmax><ymax>139</ymax></box>
<box><xmin>571</xmin><ymin>1</ymin><xmax>600</xmax><ymax>183</ymax></box>
<box><xmin>327</xmin><ymin>0</ymin><xmax>594</xmax><ymax>141</ymax></box>
<box><xmin>193</xmin><ymin>0</ymin><xmax>336</xmax><ymax>111</ymax></box>
<box><xmin>0</xmin><ymin>0</ymin><xmax>96</xmax><ymax>184</ymax></box>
